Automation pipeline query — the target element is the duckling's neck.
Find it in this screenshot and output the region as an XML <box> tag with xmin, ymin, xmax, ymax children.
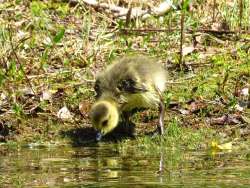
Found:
<box><xmin>98</xmin><ymin>96</ymin><xmax>119</xmax><ymax>108</ymax></box>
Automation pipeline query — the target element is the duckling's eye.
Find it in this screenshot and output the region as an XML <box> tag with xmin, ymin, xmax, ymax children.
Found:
<box><xmin>101</xmin><ymin>120</ymin><xmax>108</xmax><ymax>127</ymax></box>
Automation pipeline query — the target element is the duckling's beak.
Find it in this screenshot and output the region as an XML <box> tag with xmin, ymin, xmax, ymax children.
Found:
<box><xmin>96</xmin><ymin>132</ymin><xmax>103</xmax><ymax>141</ymax></box>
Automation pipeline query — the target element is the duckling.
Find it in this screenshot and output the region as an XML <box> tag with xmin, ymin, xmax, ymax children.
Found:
<box><xmin>90</xmin><ymin>55</ymin><xmax>167</xmax><ymax>140</ymax></box>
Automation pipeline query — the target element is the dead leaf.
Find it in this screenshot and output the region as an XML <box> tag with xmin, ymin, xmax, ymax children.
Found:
<box><xmin>40</xmin><ymin>90</ymin><xmax>52</xmax><ymax>101</ymax></box>
<box><xmin>235</xmin><ymin>104</ymin><xmax>244</xmax><ymax>112</ymax></box>
<box><xmin>20</xmin><ymin>87</ymin><xmax>35</xmax><ymax>96</ymax></box>
<box><xmin>207</xmin><ymin>114</ymin><xmax>242</xmax><ymax>125</ymax></box>
<box><xmin>241</xmin><ymin>116</ymin><xmax>250</xmax><ymax>124</ymax></box>
<box><xmin>79</xmin><ymin>100</ymin><xmax>92</xmax><ymax>118</ymax></box>
<box><xmin>57</xmin><ymin>106</ymin><xmax>73</xmax><ymax>120</ymax></box>
<box><xmin>29</xmin><ymin>105</ymin><xmax>44</xmax><ymax>115</ymax></box>
<box><xmin>211</xmin><ymin>141</ymin><xmax>232</xmax><ymax>150</ymax></box>
<box><xmin>188</xmin><ymin>101</ymin><xmax>207</xmax><ymax>113</ymax></box>
<box><xmin>182</xmin><ymin>46</ymin><xmax>195</xmax><ymax>56</ymax></box>
<box><xmin>0</xmin><ymin>93</ymin><xmax>7</xmax><ymax>106</ymax></box>
<box><xmin>211</xmin><ymin>20</ymin><xmax>229</xmax><ymax>30</ymax></box>
<box><xmin>178</xmin><ymin>108</ymin><xmax>190</xmax><ymax>115</ymax></box>
<box><xmin>17</xmin><ymin>30</ymin><xmax>28</xmax><ymax>39</ymax></box>
<box><xmin>241</xmin><ymin>87</ymin><xmax>249</xmax><ymax>96</ymax></box>
<box><xmin>195</xmin><ymin>33</ymin><xmax>224</xmax><ymax>46</ymax></box>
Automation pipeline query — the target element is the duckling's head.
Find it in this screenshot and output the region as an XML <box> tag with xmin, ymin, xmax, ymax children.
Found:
<box><xmin>90</xmin><ymin>100</ymin><xmax>119</xmax><ymax>140</ymax></box>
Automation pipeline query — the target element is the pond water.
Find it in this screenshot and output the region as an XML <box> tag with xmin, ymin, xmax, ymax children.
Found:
<box><xmin>0</xmin><ymin>141</ymin><xmax>250</xmax><ymax>187</ymax></box>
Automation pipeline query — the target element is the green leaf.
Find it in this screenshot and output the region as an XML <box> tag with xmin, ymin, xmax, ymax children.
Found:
<box><xmin>30</xmin><ymin>1</ymin><xmax>45</xmax><ymax>16</ymax></box>
<box><xmin>12</xmin><ymin>103</ymin><xmax>23</xmax><ymax>117</ymax></box>
<box><xmin>182</xmin><ymin>0</ymin><xmax>190</xmax><ymax>11</ymax></box>
<box><xmin>53</xmin><ymin>28</ymin><xmax>65</xmax><ymax>43</ymax></box>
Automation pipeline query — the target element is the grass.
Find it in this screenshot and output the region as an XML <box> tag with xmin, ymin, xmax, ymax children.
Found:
<box><xmin>0</xmin><ymin>0</ymin><xmax>249</xmax><ymax>148</ymax></box>
<box><xmin>133</xmin><ymin>118</ymin><xmax>214</xmax><ymax>151</ymax></box>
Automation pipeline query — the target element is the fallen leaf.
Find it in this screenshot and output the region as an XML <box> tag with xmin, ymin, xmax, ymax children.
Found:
<box><xmin>188</xmin><ymin>101</ymin><xmax>207</xmax><ymax>113</ymax></box>
<box><xmin>241</xmin><ymin>116</ymin><xmax>250</xmax><ymax>124</ymax></box>
<box><xmin>241</xmin><ymin>87</ymin><xmax>249</xmax><ymax>96</ymax></box>
<box><xmin>17</xmin><ymin>30</ymin><xmax>28</xmax><ymax>39</ymax></box>
<box><xmin>182</xmin><ymin>46</ymin><xmax>195</xmax><ymax>56</ymax></box>
<box><xmin>0</xmin><ymin>93</ymin><xmax>7</xmax><ymax>106</ymax></box>
<box><xmin>211</xmin><ymin>141</ymin><xmax>232</xmax><ymax>150</ymax></box>
<box><xmin>178</xmin><ymin>108</ymin><xmax>190</xmax><ymax>115</ymax></box>
<box><xmin>57</xmin><ymin>106</ymin><xmax>73</xmax><ymax>120</ymax></box>
<box><xmin>235</xmin><ymin>104</ymin><xmax>244</xmax><ymax>112</ymax></box>
<box><xmin>207</xmin><ymin>114</ymin><xmax>242</xmax><ymax>125</ymax></box>
<box><xmin>20</xmin><ymin>87</ymin><xmax>35</xmax><ymax>96</ymax></box>
<box><xmin>195</xmin><ymin>33</ymin><xmax>224</xmax><ymax>46</ymax></box>
<box><xmin>40</xmin><ymin>90</ymin><xmax>52</xmax><ymax>101</ymax></box>
<box><xmin>43</xmin><ymin>37</ymin><xmax>52</xmax><ymax>45</ymax></box>
<box><xmin>211</xmin><ymin>20</ymin><xmax>229</xmax><ymax>30</ymax></box>
<box><xmin>79</xmin><ymin>100</ymin><xmax>92</xmax><ymax>118</ymax></box>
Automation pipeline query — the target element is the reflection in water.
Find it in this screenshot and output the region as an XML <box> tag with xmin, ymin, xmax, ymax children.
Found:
<box><xmin>0</xmin><ymin>142</ymin><xmax>250</xmax><ymax>187</ymax></box>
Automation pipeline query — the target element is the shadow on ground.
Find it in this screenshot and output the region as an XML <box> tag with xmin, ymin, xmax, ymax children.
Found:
<box><xmin>60</xmin><ymin>122</ymin><xmax>136</xmax><ymax>146</ymax></box>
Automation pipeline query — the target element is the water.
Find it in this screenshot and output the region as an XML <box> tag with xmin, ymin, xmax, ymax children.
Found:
<box><xmin>0</xmin><ymin>142</ymin><xmax>250</xmax><ymax>187</ymax></box>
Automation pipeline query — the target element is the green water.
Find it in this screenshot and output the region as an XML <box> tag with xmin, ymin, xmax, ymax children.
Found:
<box><xmin>0</xmin><ymin>142</ymin><xmax>250</xmax><ymax>187</ymax></box>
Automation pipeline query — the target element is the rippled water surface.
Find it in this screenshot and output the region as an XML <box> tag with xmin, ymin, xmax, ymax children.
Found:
<box><xmin>0</xmin><ymin>142</ymin><xmax>250</xmax><ymax>187</ymax></box>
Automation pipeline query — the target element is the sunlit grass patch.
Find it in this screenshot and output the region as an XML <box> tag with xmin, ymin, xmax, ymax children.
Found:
<box><xmin>0</xmin><ymin>0</ymin><xmax>249</xmax><ymax>144</ymax></box>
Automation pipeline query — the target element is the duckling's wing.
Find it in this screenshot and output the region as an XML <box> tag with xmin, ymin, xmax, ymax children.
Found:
<box><xmin>117</xmin><ymin>78</ymin><xmax>148</xmax><ymax>94</ymax></box>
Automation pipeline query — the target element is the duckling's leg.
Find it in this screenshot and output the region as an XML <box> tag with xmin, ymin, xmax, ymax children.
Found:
<box><xmin>158</xmin><ymin>99</ymin><xmax>165</xmax><ymax>135</ymax></box>
<box><xmin>155</xmin><ymin>87</ymin><xmax>165</xmax><ymax>135</ymax></box>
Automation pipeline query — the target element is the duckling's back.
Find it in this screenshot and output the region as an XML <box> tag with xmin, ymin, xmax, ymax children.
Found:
<box><xmin>95</xmin><ymin>55</ymin><xmax>167</xmax><ymax>110</ymax></box>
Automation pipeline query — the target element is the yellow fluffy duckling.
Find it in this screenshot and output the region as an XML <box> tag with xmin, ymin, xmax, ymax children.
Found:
<box><xmin>90</xmin><ymin>55</ymin><xmax>167</xmax><ymax>140</ymax></box>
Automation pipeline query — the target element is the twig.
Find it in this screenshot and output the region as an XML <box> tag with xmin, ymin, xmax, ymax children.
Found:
<box><xmin>119</xmin><ymin>28</ymin><xmax>250</xmax><ymax>35</ymax></box>
<box><xmin>239</xmin><ymin>0</ymin><xmax>243</xmax><ymax>30</ymax></box>
<box><xmin>8</xmin><ymin>25</ymin><xmax>36</xmax><ymax>95</ymax></box>
<box><xmin>125</xmin><ymin>7</ymin><xmax>132</xmax><ymax>27</ymax></box>
<box><xmin>119</xmin><ymin>28</ymin><xmax>177</xmax><ymax>33</ymax></box>
<box><xmin>27</xmin><ymin>69</ymin><xmax>80</xmax><ymax>79</ymax></box>
<box><xmin>27</xmin><ymin>69</ymin><xmax>95</xmax><ymax>83</ymax></box>
<box><xmin>185</xmin><ymin>62</ymin><xmax>212</xmax><ymax>67</ymax></box>
<box><xmin>212</xmin><ymin>0</ymin><xmax>216</xmax><ymax>22</ymax></box>
<box><xmin>187</xmin><ymin>29</ymin><xmax>238</xmax><ymax>35</ymax></box>
<box><xmin>179</xmin><ymin>3</ymin><xmax>185</xmax><ymax>70</ymax></box>
<box><xmin>13</xmin><ymin>36</ymin><xmax>31</xmax><ymax>52</ymax></box>
<box><xmin>165</xmin><ymin>74</ymin><xmax>197</xmax><ymax>84</ymax></box>
<box><xmin>220</xmin><ymin>71</ymin><xmax>229</xmax><ymax>93</ymax></box>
